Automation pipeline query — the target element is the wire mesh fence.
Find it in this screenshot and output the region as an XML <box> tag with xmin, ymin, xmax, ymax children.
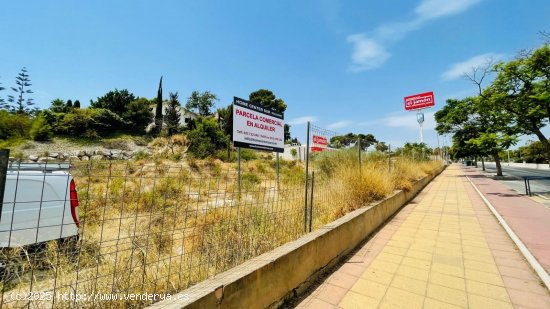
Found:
<box><xmin>0</xmin><ymin>127</ymin><xmax>442</xmax><ymax>307</ymax></box>
<box><xmin>0</xmin><ymin>154</ymin><xmax>350</xmax><ymax>308</ymax></box>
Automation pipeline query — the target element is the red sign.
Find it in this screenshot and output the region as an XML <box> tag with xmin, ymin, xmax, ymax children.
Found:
<box><xmin>404</xmin><ymin>91</ymin><xmax>435</xmax><ymax>111</ymax></box>
<box><xmin>311</xmin><ymin>147</ymin><xmax>325</xmax><ymax>152</ymax></box>
<box><xmin>312</xmin><ymin>135</ymin><xmax>328</xmax><ymax>146</ymax></box>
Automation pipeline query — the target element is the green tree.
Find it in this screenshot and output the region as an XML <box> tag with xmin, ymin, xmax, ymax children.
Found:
<box><xmin>164</xmin><ymin>92</ymin><xmax>181</xmax><ymax>136</ymax></box>
<box><xmin>154</xmin><ymin>76</ymin><xmax>163</xmax><ymax>134</ymax></box>
<box><xmin>123</xmin><ymin>98</ymin><xmax>153</xmax><ymax>133</ymax></box>
<box><xmin>187</xmin><ymin>117</ymin><xmax>229</xmax><ymax>158</ymax></box>
<box><xmin>74</xmin><ymin>100</ymin><xmax>81</xmax><ymax>109</ymax></box>
<box><xmin>0</xmin><ymin>110</ymin><xmax>32</xmax><ymax>140</ymax></box>
<box><xmin>6</xmin><ymin>67</ymin><xmax>35</xmax><ymax>114</ymax></box>
<box><xmin>249</xmin><ymin>89</ymin><xmax>287</xmax><ymax>113</ymax></box>
<box><xmin>217</xmin><ymin>104</ymin><xmax>233</xmax><ymax>138</ymax></box>
<box><xmin>186</xmin><ymin>90</ymin><xmax>218</xmax><ymax>116</ymax></box>
<box><xmin>49</xmin><ymin>98</ymin><xmax>67</xmax><ymax>113</ymax></box>
<box><xmin>29</xmin><ymin>113</ymin><xmax>53</xmax><ymax>141</ymax></box>
<box><xmin>284</xmin><ymin>124</ymin><xmax>291</xmax><ymax>143</ymax></box>
<box><xmin>0</xmin><ymin>79</ymin><xmax>5</xmax><ymax>109</ymax></box>
<box><xmin>91</xmin><ymin>89</ymin><xmax>136</xmax><ymax>115</ymax></box>
<box><xmin>490</xmin><ymin>44</ymin><xmax>550</xmax><ymax>165</ymax></box>
<box><xmin>375</xmin><ymin>142</ymin><xmax>389</xmax><ymax>152</ymax></box>
<box><xmin>357</xmin><ymin>133</ymin><xmax>378</xmax><ymax>150</ymax></box>
<box><xmin>66</xmin><ymin>99</ymin><xmax>73</xmax><ymax>109</ymax></box>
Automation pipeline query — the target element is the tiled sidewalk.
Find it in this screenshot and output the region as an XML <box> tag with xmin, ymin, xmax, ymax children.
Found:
<box><xmin>296</xmin><ymin>164</ymin><xmax>550</xmax><ymax>309</ymax></box>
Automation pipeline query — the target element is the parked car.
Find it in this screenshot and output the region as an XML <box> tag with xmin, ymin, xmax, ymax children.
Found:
<box><xmin>0</xmin><ymin>163</ymin><xmax>80</xmax><ymax>248</ymax></box>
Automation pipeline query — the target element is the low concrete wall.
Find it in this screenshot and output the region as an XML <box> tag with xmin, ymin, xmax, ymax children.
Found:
<box><xmin>148</xmin><ymin>165</ymin><xmax>446</xmax><ymax>309</ymax></box>
<box><xmin>485</xmin><ymin>161</ymin><xmax>550</xmax><ymax>170</ymax></box>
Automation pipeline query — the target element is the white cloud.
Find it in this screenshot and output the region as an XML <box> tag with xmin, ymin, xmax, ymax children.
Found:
<box><xmin>327</xmin><ymin>120</ymin><xmax>352</xmax><ymax>130</ymax></box>
<box><xmin>348</xmin><ymin>0</ymin><xmax>484</xmax><ymax>72</ymax></box>
<box><xmin>287</xmin><ymin>116</ymin><xmax>318</xmax><ymax>125</ymax></box>
<box><xmin>415</xmin><ymin>0</ymin><xmax>483</xmax><ymax>20</ymax></box>
<box><xmin>442</xmin><ymin>53</ymin><xmax>504</xmax><ymax>81</ymax></box>
<box><xmin>347</xmin><ymin>35</ymin><xmax>391</xmax><ymax>72</ymax></box>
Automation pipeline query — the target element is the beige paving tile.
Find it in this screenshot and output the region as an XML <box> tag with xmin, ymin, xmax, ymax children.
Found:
<box><xmin>376</xmin><ymin>252</ymin><xmax>405</xmax><ymax>264</ymax></box>
<box><xmin>380</xmin><ymin>287</ymin><xmax>424</xmax><ymax>309</ymax></box>
<box><xmin>428</xmin><ymin>271</ymin><xmax>466</xmax><ymax>291</ymax></box>
<box><xmin>464</xmin><ymin>259</ymin><xmax>500</xmax><ymax>274</ymax></box>
<box><xmin>350</xmin><ymin>278</ymin><xmax>388</xmax><ymax>300</ymax></box>
<box><xmin>339</xmin><ymin>291</ymin><xmax>380</xmax><ymax>309</ymax></box>
<box><xmin>466</xmin><ymin>280</ymin><xmax>510</xmax><ymax>302</ymax></box>
<box><xmin>426</xmin><ymin>283</ymin><xmax>467</xmax><ymax>307</ymax></box>
<box><xmin>396</xmin><ymin>264</ymin><xmax>430</xmax><ymax>281</ymax></box>
<box><xmin>390</xmin><ymin>274</ymin><xmax>427</xmax><ymax>296</ymax></box>
<box><xmin>360</xmin><ymin>268</ymin><xmax>394</xmax><ymax>285</ymax></box>
<box><xmin>314</xmin><ymin>283</ymin><xmax>349</xmax><ymax>305</ymax></box>
<box><xmin>468</xmin><ymin>294</ymin><xmax>514</xmax><ymax>309</ymax></box>
<box><xmin>405</xmin><ymin>249</ymin><xmax>432</xmax><ymax>261</ymax></box>
<box><xmin>464</xmin><ymin>269</ymin><xmax>504</xmax><ymax>286</ymax></box>
<box><xmin>423</xmin><ymin>297</ymin><xmax>463</xmax><ymax>309</ymax></box>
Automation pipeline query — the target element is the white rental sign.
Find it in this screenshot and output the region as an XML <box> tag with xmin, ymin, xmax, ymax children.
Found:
<box><xmin>232</xmin><ymin>97</ymin><xmax>285</xmax><ymax>153</ymax></box>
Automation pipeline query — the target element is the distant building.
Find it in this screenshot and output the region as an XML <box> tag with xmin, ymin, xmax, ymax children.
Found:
<box><xmin>149</xmin><ymin>104</ymin><xmax>198</xmax><ymax>129</ymax></box>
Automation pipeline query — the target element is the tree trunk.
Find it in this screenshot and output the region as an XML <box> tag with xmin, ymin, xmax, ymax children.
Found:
<box><xmin>494</xmin><ymin>152</ymin><xmax>503</xmax><ymax>176</ymax></box>
<box><xmin>532</xmin><ymin>127</ymin><xmax>550</xmax><ymax>167</ymax></box>
<box><xmin>474</xmin><ymin>156</ymin><xmax>478</xmax><ymax>168</ymax></box>
<box><xmin>481</xmin><ymin>157</ymin><xmax>485</xmax><ymax>171</ymax></box>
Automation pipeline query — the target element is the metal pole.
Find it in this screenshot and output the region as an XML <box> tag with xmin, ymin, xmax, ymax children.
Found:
<box><xmin>388</xmin><ymin>144</ymin><xmax>391</xmax><ymax>171</ymax></box>
<box><xmin>0</xmin><ymin>149</ymin><xmax>9</xmax><ymax>222</ymax></box>
<box><xmin>436</xmin><ymin>133</ymin><xmax>441</xmax><ymax>159</ymax></box>
<box><xmin>304</xmin><ymin>122</ymin><xmax>311</xmax><ymax>233</ymax></box>
<box><xmin>237</xmin><ymin>147</ymin><xmax>241</xmax><ymax>197</ymax></box>
<box><xmin>358</xmin><ymin>137</ymin><xmax>361</xmax><ymax>171</ymax></box>
<box><xmin>276</xmin><ymin>152</ymin><xmax>280</xmax><ymax>190</ymax></box>
<box><xmin>309</xmin><ymin>171</ymin><xmax>315</xmax><ymax>232</ymax></box>
<box><xmin>420</xmin><ymin>122</ymin><xmax>424</xmax><ymax>143</ymax></box>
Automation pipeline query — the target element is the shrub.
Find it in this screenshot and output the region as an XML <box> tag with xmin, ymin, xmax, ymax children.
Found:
<box><xmin>29</xmin><ymin>114</ymin><xmax>53</xmax><ymax>141</ymax></box>
<box><xmin>0</xmin><ymin>110</ymin><xmax>32</xmax><ymax>140</ymax></box>
<box><xmin>187</xmin><ymin>117</ymin><xmax>229</xmax><ymax>159</ymax></box>
<box><xmin>240</xmin><ymin>149</ymin><xmax>258</xmax><ymax>161</ymax></box>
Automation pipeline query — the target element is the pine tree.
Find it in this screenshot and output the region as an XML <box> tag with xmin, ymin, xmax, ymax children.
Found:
<box><xmin>165</xmin><ymin>92</ymin><xmax>181</xmax><ymax>136</ymax></box>
<box><xmin>154</xmin><ymin>76</ymin><xmax>163</xmax><ymax>134</ymax></box>
<box><xmin>7</xmin><ymin>67</ymin><xmax>35</xmax><ymax>114</ymax></box>
<box><xmin>0</xmin><ymin>79</ymin><xmax>5</xmax><ymax>110</ymax></box>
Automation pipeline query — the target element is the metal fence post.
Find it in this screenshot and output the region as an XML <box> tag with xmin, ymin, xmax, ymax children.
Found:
<box><xmin>304</xmin><ymin>121</ymin><xmax>311</xmax><ymax>233</ymax></box>
<box><xmin>388</xmin><ymin>144</ymin><xmax>391</xmax><ymax>171</ymax></box>
<box><xmin>0</xmin><ymin>149</ymin><xmax>9</xmax><ymax>222</ymax></box>
<box><xmin>358</xmin><ymin>137</ymin><xmax>361</xmax><ymax>172</ymax></box>
<box><xmin>237</xmin><ymin>147</ymin><xmax>241</xmax><ymax>197</ymax></box>
<box><xmin>309</xmin><ymin>171</ymin><xmax>315</xmax><ymax>232</ymax></box>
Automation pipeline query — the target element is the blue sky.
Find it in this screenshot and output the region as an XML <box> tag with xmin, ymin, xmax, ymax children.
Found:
<box><xmin>1</xmin><ymin>0</ymin><xmax>549</xmax><ymax>148</ymax></box>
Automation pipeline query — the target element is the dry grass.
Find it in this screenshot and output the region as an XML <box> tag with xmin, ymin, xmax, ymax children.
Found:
<box><xmin>0</xmin><ymin>150</ymin><xmax>441</xmax><ymax>308</ymax></box>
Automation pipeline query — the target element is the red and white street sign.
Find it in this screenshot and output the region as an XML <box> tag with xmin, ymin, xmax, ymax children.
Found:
<box><xmin>311</xmin><ymin>135</ymin><xmax>328</xmax><ymax>152</ymax></box>
<box><xmin>404</xmin><ymin>91</ymin><xmax>435</xmax><ymax>111</ymax></box>
<box><xmin>313</xmin><ymin>135</ymin><xmax>328</xmax><ymax>146</ymax></box>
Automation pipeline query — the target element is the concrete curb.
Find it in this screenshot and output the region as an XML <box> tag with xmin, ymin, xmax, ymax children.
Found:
<box><xmin>148</xmin><ymin>165</ymin><xmax>446</xmax><ymax>309</ymax></box>
<box><xmin>466</xmin><ymin>176</ymin><xmax>550</xmax><ymax>290</ymax></box>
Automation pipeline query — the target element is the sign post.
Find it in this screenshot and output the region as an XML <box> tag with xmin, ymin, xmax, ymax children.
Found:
<box><xmin>0</xmin><ymin>149</ymin><xmax>9</xmax><ymax>222</ymax></box>
<box><xmin>405</xmin><ymin>91</ymin><xmax>435</xmax><ymax>144</ymax></box>
<box><xmin>232</xmin><ymin>97</ymin><xmax>285</xmax><ymax>197</ymax></box>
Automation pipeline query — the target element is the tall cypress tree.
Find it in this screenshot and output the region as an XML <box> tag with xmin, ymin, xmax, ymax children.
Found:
<box><xmin>74</xmin><ymin>100</ymin><xmax>81</xmax><ymax>109</ymax></box>
<box><xmin>155</xmin><ymin>76</ymin><xmax>164</xmax><ymax>134</ymax></box>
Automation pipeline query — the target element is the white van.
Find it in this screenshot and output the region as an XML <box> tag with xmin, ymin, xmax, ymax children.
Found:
<box><xmin>0</xmin><ymin>163</ymin><xmax>80</xmax><ymax>248</ymax></box>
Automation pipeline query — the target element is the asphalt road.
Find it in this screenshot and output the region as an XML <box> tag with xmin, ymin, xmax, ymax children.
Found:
<box><xmin>483</xmin><ymin>163</ymin><xmax>550</xmax><ymax>198</ymax></box>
